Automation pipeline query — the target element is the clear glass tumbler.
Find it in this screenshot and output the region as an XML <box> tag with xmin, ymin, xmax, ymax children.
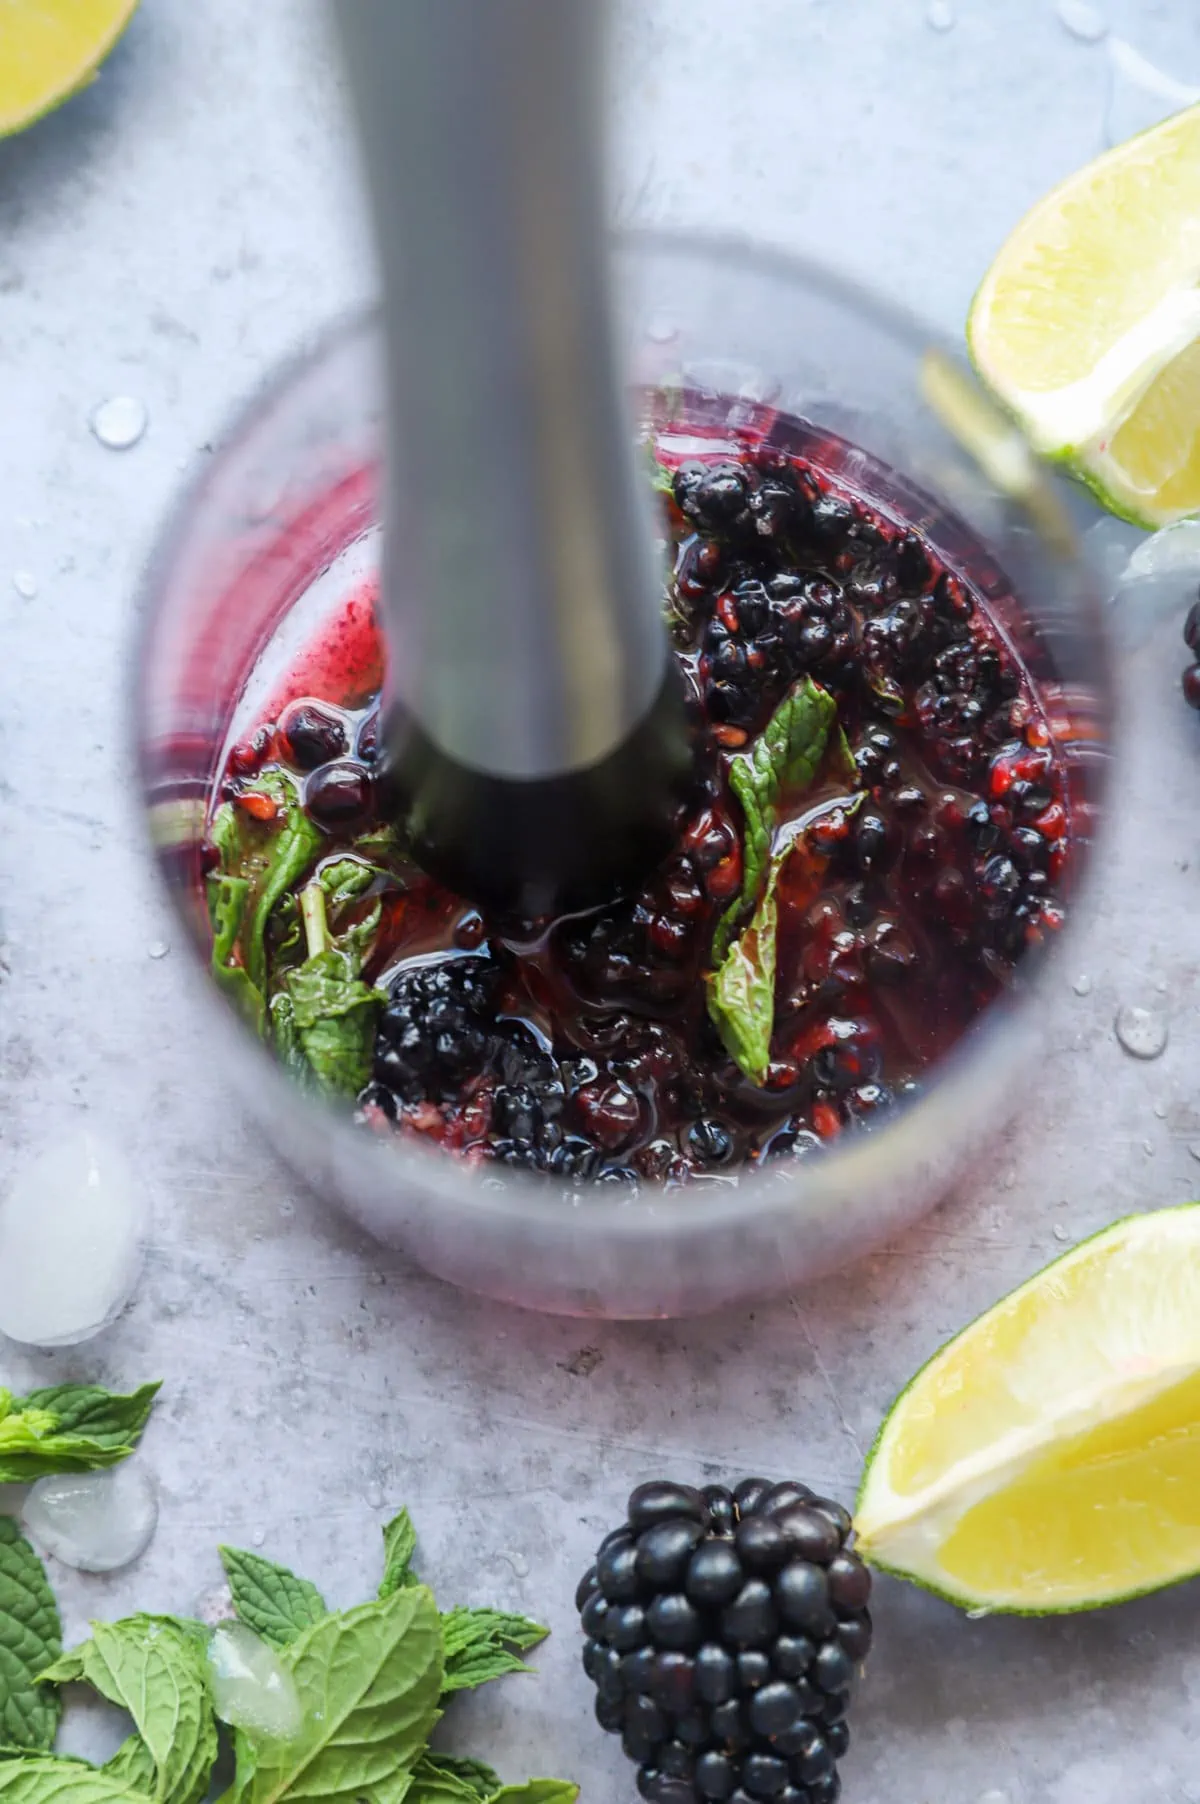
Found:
<box><xmin>134</xmin><ymin>232</ymin><xmax>1112</xmax><ymax>1318</ymax></box>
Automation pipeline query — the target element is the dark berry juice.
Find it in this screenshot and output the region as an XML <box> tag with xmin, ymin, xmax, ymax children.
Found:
<box><xmin>203</xmin><ymin>402</ymin><xmax>1072</xmax><ymax>1191</ymax></box>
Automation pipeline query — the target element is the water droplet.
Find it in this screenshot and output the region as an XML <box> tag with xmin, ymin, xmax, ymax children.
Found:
<box><xmin>1056</xmin><ymin>0</ymin><xmax>1106</xmax><ymax>41</ymax></box>
<box><xmin>1052</xmin><ymin>1223</ymin><xmax>1071</xmax><ymax>1242</ymax></box>
<box><xmin>11</xmin><ymin>570</ymin><xmax>37</xmax><ymax>600</ymax></box>
<box><xmin>965</xmin><ymin>1604</ymin><xmax>991</xmax><ymax>1620</ymax></box>
<box><xmin>1154</xmin><ymin>1102</ymin><xmax>1168</xmax><ymax>1119</ymax></box>
<box><xmin>1072</xmin><ymin>973</ymin><xmax>1093</xmax><ymax>996</ymax></box>
<box><xmin>0</xmin><ymin>1130</ymin><xmax>146</xmax><ymax>1346</ymax></box>
<box><xmin>23</xmin><ymin>1465</ymin><xmax>158</xmax><ymax>1571</ymax></box>
<box><xmin>499</xmin><ymin>1549</ymin><xmax>530</xmax><ymax>1578</ymax></box>
<box><xmin>147</xmin><ymin>939</ymin><xmax>170</xmax><ymax>960</ymax></box>
<box><xmin>369</xmin><ymin>1270</ymin><xmax>386</xmax><ymax>1286</ymax></box>
<box><xmin>279</xmin><ymin>1200</ymin><xmax>294</xmax><ymax>1219</ymax></box>
<box><xmin>365</xmin><ymin>1482</ymin><xmax>383</xmax><ymax>1510</ymax></box>
<box><xmin>1155</xmin><ymin>978</ymin><xmax>1170</xmax><ymax>995</ymax></box>
<box><xmin>1002</xmin><ymin>1169</ymin><xmax>1017</xmax><ymax>1191</ymax></box>
<box><xmin>194</xmin><ymin>1581</ymin><xmax>236</xmax><ymax>1626</ymax></box>
<box><xmin>1143</xmin><ymin>1139</ymin><xmax>1156</xmax><ymax>1156</ymax></box>
<box><xmin>646</xmin><ymin>313</ymin><xmax>678</xmax><ymax>345</ymax></box>
<box><xmin>926</xmin><ymin>0</ymin><xmax>955</xmax><ymax>28</ymax></box>
<box><xmin>251</xmin><ymin>1528</ymin><xmax>266</xmax><ymax>1547</ymax></box>
<box><xmin>1114</xmin><ymin>1003</ymin><xmax>1169</xmax><ymax>1060</ymax></box>
<box><xmin>90</xmin><ymin>395</ymin><xmax>148</xmax><ymax>450</ymax></box>
<box><xmin>1104</xmin><ymin>37</ymin><xmax>1200</xmax><ymax>148</ymax></box>
<box><xmin>207</xmin><ymin>1622</ymin><xmax>303</xmax><ymax>1742</ymax></box>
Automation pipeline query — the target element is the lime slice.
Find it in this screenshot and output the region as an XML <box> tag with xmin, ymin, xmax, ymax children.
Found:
<box><xmin>968</xmin><ymin>102</ymin><xmax>1200</xmax><ymax>528</ymax></box>
<box><xmin>0</xmin><ymin>0</ymin><xmax>140</xmax><ymax>139</ymax></box>
<box><xmin>855</xmin><ymin>1206</ymin><xmax>1200</xmax><ymax>1612</ymax></box>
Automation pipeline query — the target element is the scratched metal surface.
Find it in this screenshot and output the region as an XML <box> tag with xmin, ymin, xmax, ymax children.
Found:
<box><xmin>0</xmin><ymin>2</ymin><xmax>1199</xmax><ymax>1800</ymax></box>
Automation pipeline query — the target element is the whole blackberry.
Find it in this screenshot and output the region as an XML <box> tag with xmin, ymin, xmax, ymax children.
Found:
<box><xmin>373</xmin><ymin>955</ymin><xmax>499</xmax><ymax>1104</ymax></box>
<box><xmin>578</xmin><ymin>1478</ymin><xmax>870</xmax><ymax>1803</ymax></box>
<box><xmin>1182</xmin><ymin>594</ymin><xmax>1200</xmax><ymax>710</ymax></box>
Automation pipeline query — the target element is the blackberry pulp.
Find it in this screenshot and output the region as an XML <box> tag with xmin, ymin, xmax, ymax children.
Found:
<box><xmin>204</xmin><ymin>405</ymin><xmax>1073</xmax><ymax>1189</ymax></box>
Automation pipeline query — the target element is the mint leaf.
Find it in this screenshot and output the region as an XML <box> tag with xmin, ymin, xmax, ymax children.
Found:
<box><xmin>41</xmin><ymin>1617</ymin><xmax>217</xmax><ymax>1804</ymax></box>
<box><xmin>406</xmin><ymin>1757</ymin><xmax>485</xmax><ymax>1804</ymax></box>
<box><xmin>711</xmin><ymin>676</ymin><xmax>837</xmax><ymax>963</ymax></box>
<box><xmin>219</xmin><ymin>1548</ymin><xmax>327</xmax><ymax>1651</ymax></box>
<box><xmin>283</xmin><ymin>950</ymin><xmax>380</xmax><ymax>1097</ymax></box>
<box><xmin>487</xmin><ymin>1786</ymin><xmax>579</xmax><ymax>1804</ymax></box>
<box><xmin>20</xmin><ymin>1385</ymin><xmax>159</xmax><ymax>1458</ymax></box>
<box><xmin>245</xmin><ymin>802</ymin><xmax>322</xmax><ymax>1000</ymax></box>
<box><xmin>206</xmin><ymin>772</ymin><xmax>322</xmax><ymax>1006</ymax></box>
<box><xmin>707</xmin><ymin>853</ymin><xmax>784</xmax><ymax>1085</ymax></box>
<box><xmin>378</xmin><ymin>1511</ymin><xmax>418</xmax><ymax>1598</ymax></box>
<box><xmin>318</xmin><ymin>859</ymin><xmax>380</xmax><ymax>915</ymax></box>
<box><xmin>0</xmin><ymin>1520</ymin><xmax>60</xmax><ymax>1753</ymax></box>
<box><xmin>440</xmin><ymin>1609</ymin><xmax>548</xmax><ymax>1695</ymax></box>
<box><xmin>103</xmin><ymin>1736</ymin><xmax>156</xmax><ymax>1795</ymax></box>
<box><xmin>225</xmin><ymin>1584</ymin><xmax>442</xmax><ymax>1804</ymax></box>
<box><xmin>0</xmin><ymin>1385</ymin><xmax>159</xmax><ymax>1485</ymax></box>
<box><xmin>208</xmin><ymin>875</ymin><xmax>265</xmax><ymax>1035</ymax></box>
<box><xmin>278</xmin><ymin>883</ymin><xmax>382</xmax><ymax>1099</ymax></box>
<box><xmin>414</xmin><ymin>1755</ymin><xmax>500</xmax><ymax>1801</ymax></box>
<box><xmin>0</xmin><ymin>1759</ymin><xmax>156</xmax><ymax>1804</ymax></box>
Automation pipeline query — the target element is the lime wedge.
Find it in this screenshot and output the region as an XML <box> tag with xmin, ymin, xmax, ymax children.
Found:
<box><xmin>0</xmin><ymin>0</ymin><xmax>140</xmax><ymax>139</ymax></box>
<box><xmin>855</xmin><ymin>1206</ymin><xmax>1200</xmax><ymax>1612</ymax></box>
<box><xmin>968</xmin><ymin>102</ymin><xmax>1200</xmax><ymax>527</ymax></box>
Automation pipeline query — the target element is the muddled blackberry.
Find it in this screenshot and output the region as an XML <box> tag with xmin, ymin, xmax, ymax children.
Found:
<box><xmin>374</xmin><ymin>956</ymin><xmax>499</xmax><ymax>1103</ymax></box>
<box><xmin>578</xmin><ymin>1478</ymin><xmax>870</xmax><ymax>1802</ymax></box>
<box><xmin>211</xmin><ymin>403</ymin><xmax>1073</xmax><ymax>1185</ymax></box>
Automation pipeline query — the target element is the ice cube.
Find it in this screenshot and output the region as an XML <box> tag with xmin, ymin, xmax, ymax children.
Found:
<box><xmin>0</xmin><ymin>1130</ymin><xmax>146</xmax><ymax>1346</ymax></box>
<box><xmin>23</xmin><ymin>1465</ymin><xmax>158</xmax><ymax>1572</ymax></box>
<box><xmin>207</xmin><ymin>1623</ymin><xmax>303</xmax><ymax>1742</ymax></box>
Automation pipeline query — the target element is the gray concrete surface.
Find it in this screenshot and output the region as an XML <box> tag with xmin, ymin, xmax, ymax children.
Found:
<box><xmin>1</xmin><ymin>1</ymin><xmax>1200</xmax><ymax>1799</ymax></box>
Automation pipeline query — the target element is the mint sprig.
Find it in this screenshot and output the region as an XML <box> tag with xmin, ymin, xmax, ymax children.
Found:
<box><xmin>711</xmin><ymin>676</ymin><xmax>838</xmax><ymax>964</ymax></box>
<box><xmin>0</xmin><ymin>1385</ymin><xmax>159</xmax><ymax>1485</ymax></box>
<box><xmin>17</xmin><ymin>1507</ymin><xmax>573</xmax><ymax>1804</ymax></box>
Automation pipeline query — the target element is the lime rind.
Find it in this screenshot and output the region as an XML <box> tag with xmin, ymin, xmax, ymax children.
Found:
<box><xmin>0</xmin><ymin>0</ymin><xmax>141</xmax><ymax>140</ymax></box>
<box><xmin>854</xmin><ymin>1202</ymin><xmax>1200</xmax><ymax>1614</ymax></box>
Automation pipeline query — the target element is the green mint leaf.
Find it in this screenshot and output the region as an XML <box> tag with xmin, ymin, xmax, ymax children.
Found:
<box><xmin>486</xmin><ymin>1785</ymin><xmax>579</xmax><ymax>1804</ymax></box>
<box><xmin>707</xmin><ymin>854</ymin><xmax>784</xmax><ymax>1085</ymax></box>
<box><xmin>283</xmin><ymin>944</ymin><xmax>381</xmax><ymax>1099</ymax></box>
<box><xmin>0</xmin><ymin>1759</ymin><xmax>157</xmax><ymax>1804</ymax></box>
<box><xmin>439</xmin><ymin>1609</ymin><xmax>547</xmax><ymax>1695</ymax></box>
<box><xmin>405</xmin><ymin>1756</ymin><xmax>485</xmax><ymax>1804</ymax></box>
<box><xmin>0</xmin><ymin>1519</ymin><xmax>61</xmax><ymax>1753</ymax></box>
<box><xmin>224</xmin><ymin>1584</ymin><xmax>443</xmax><ymax>1804</ymax></box>
<box><xmin>317</xmin><ymin>859</ymin><xmax>380</xmax><ymax>916</ymax></box>
<box><xmin>710</xmin><ymin>677</ymin><xmax>836</xmax><ymax>964</ymax></box>
<box><xmin>208</xmin><ymin>876</ymin><xmax>266</xmax><ymax>1036</ymax></box>
<box><xmin>219</xmin><ymin>1549</ymin><xmax>327</xmax><ymax>1651</ymax></box>
<box><xmin>103</xmin><ymin>1735</ymin><xmax>156</xmax><ymax>1796</ymax></box>
<box><xmin>0</xmin><ymin>1385</ymin><xmax>160</xmax><ymax>1485</ymax></box>
<box><xmin>414</xmin><ymin>1755</ymin><xmax>500</xmax><ymax>1802</ymax></box>
<box><xmin>378</xmin><ymin>1511</ymin><xmax>418</xmax><ymax>1598</ymax></box>
<box><xmin>21</xmin><ymin>1385</ymin><xmax>159</xmax><ymax>1456</ymax></box>
<box><xmin>246</xmin><ymin>805</ymin><xmax>323</xmax><ymax>1000</ymax></box>
<box><xmin>41</xmin><ymin>1617</ymin><xmax>217</xmax><ymax>1804</ymax></box>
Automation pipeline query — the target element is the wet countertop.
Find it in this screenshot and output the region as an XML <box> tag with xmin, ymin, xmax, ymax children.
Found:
<box><xmin>1</xmin><ymin>2</ymin><xmax>1200</xmax><ymax>1800</ymax></box>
